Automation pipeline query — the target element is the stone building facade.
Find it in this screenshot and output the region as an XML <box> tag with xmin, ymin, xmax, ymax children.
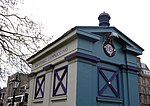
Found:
<box><xmin>0</xmin><ymin>87</ymin><xmax>6</xmax><ymax>106</ymax></box>
<box><xmin>5</xmin><ymin>72</ymin><xmax>29</xmax><ymax>106</ymax></box>
<box><xmin>138</xmin><ymin>63</ymin><xmax>150</xmax><ymax>106</ymax></box>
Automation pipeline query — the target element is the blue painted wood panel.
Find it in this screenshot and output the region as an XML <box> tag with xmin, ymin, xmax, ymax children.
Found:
<box><xmin>98</xmin><ymin>67</ymin><xmax>120</xmax><ymax>98</ymax></box>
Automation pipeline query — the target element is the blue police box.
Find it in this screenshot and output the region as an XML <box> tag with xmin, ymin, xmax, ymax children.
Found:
<box><xmin>27</xmin><ymin>12</ymin><xmax>143</xmax><ymax>106</ymax></box>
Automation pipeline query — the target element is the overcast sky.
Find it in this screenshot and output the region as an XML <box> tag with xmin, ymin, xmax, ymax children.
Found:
<box><xmin>19</xmin><ymin>0</ymin><xmax>150</xmax><ymax>66</ymax></box>
<box><xmin>2</xmin><ymin>0</ymin><xmax>150</xmax><ymax>87</ymax></box>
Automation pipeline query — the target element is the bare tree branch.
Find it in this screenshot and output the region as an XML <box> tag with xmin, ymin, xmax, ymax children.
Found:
<box><xmin>0</xmin><ymin>0</ymin><xmax>52</xmax><ymax>81</ymax></box>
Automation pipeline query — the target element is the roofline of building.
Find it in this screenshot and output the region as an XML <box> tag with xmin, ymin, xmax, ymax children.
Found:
<box><xmin>27</xmin><ymin>26</ymin><xmax>144</xmax><ymax>63</ymax></box>
<box><xmin>27</xmin><ymin>27</ymin><xmax>76</xmax><ymax>62</ymax></box>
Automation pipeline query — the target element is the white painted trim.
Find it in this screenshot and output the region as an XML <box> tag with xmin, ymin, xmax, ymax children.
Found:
<box><xmin>28</xmin><ymin>30</ymin><xmax>77</xmax><ymax>63</ymax></box>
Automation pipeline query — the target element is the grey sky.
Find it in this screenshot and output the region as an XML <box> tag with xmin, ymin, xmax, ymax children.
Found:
<box><xmin>1</xmin><ymin>0</ymin><xmax>149</xmax><ymax>87</ymax></box>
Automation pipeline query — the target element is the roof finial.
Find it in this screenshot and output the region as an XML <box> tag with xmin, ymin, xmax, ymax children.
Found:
<box><xmin>98</xmin><ymin>11</ymin><xmax>111</xmax><ymax>27</ymax></box>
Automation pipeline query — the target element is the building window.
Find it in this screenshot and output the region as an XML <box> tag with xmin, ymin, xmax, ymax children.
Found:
<box><xmin>34</xmin><ymin>74</ymin><xmax>45</xmax><ymax>99</ymax></box>
<box><xmin>53</xmin><ymin>65</ymin><xmax>68</xmax><ymax>96</ymax></box>
<box><xmin>98</xmin><ymin>67</ymin><xmax>120</xmax><ymax>98</ymax></box>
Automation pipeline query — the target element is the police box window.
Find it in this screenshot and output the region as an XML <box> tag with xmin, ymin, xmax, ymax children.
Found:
<box><xmin>34</xmin><ymin>74</ymin><xmax>45</xmax><ymax>99</ymax></box>
<box><xmin>53</xmin><ymin>65</ymin><xmax>68</xmax><ymax>96</ymax></box>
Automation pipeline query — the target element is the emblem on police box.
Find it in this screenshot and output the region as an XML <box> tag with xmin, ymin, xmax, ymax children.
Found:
<box><xmin>102</xmin><ymin>31</ymin><xmax>119</xmax><ymax>57</ymax></box>
<box><xmin>103</xmin><ymin>40</ymin><xmax>116</xmax><ymax>57</ymax></box>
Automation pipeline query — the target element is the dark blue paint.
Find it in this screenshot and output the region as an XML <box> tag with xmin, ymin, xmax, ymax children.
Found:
<box><xmin>34</xmin><ymin>74</ymin><xmax>45</xmax><ymax>99</ymax></box>
<box><xmin>65</xmin><ymin>52</ymin><xmax>100</xmax><ymax>62</ymax></box>
<box><xmin>98</xmin><ymin>12</ymin><xmax>111</xmax><ymax>27</ymax></box>
<box><xmin>53</xmin><ymin>65</ymin><xmax>68</xmax><ymax>96</ymax></box>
